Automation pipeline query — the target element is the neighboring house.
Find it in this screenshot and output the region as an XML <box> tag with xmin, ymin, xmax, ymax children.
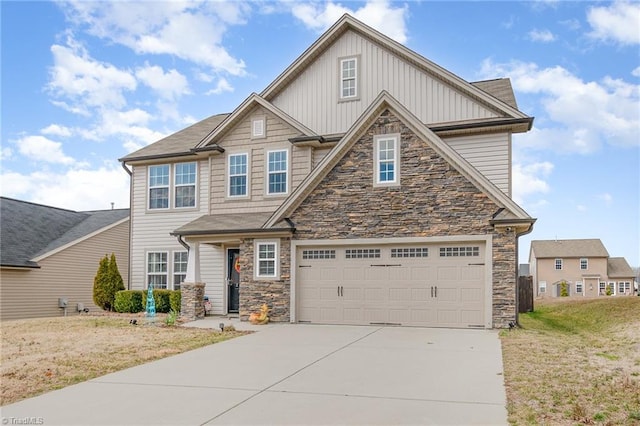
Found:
<box><xmin>529</xmin><ymin>239</ymin><xmax>635</xmax><ymax>298</ymax></box>
<box><xmin>120</xmin><ymin>15</ymin><xmax>536</xmax><ymax>328</ymax></box>
<box><xmin>0</xmin><ymin>197</ymin><xmax>129</xmax><ymax>321</ymax></box>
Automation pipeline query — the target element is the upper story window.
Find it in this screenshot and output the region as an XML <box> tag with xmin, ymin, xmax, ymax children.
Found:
<box><xmin>175</xmin><ymin>163</ymin><xmax>196</xmax><ymax>208</ymax></box>
<box><xmin>148</xmin><ymin>162</ymin><xmax>197</xmax><ymax>210</ymax></box>
<box><xmin>555</xmin><ymin>258</ymin><xmax>563</xmax><ymax>270</ymax></box>
<box><xmin>340</xmin><ymin>57</ymin><xmax>358</xmax><ymax>99</ymax></box>
<box><xmin>252</xmin><ymin>117</ymin><xmax>265</xmax><ymax>139</ymax></box>
<box><xmin>374</xmin><ymin>134</ymin><xmax>400</xmax><ymax>186</ymax></box>
<box><xmin>267</xmin><ymin>150</ymin><xmax>288</xmax><ymax>195</ymax></box>
<box><xmin>228</xmin><ymin>153</ymin><xmax>248</xmax><ymax>197</ymax></box>
<box><xmin>580</xmin><ymin>258</ymin><xmax>588</xmax><ymax>270</ymax></box>
<box><xmin>149</xmin><ymin>165</ymin><xmax>170</xmax><ymax>209</ymax></box>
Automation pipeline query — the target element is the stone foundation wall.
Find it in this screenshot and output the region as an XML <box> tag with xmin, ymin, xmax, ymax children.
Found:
<box><xmin>180</xmin><ymin>282</ymin><xmax>205</xmax><ymax>321</ymax></box>
<box><xmin>491</xmin><ymin>228</ymin><xmax>517</xmax><ymax>327</ymax></box>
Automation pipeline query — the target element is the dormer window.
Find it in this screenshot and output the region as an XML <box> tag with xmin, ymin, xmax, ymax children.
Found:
<box><xmin>252</xmin><ymin>117</ymin><xmax>265</xmax><ymax>139</ymax></box>
<box><xmin>339</xmin><ymin>56</ymin><xmax>358</xmax><ymax>100</ymax></box>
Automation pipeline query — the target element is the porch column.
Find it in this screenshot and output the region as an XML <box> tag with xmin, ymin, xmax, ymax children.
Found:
<box><xmin>181</xmin><ymin>241</ymin><xmax>206</xmax><ymax>321</ymax></box>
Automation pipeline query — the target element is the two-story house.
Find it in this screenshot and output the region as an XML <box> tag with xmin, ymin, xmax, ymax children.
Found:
<box><xmin>529</xmin><ymin>239</ymin><xmax>635</xmax><ymax>297</ymax></box>
<box><xmin>120</xmin><ymin>15</ymin><xmax>536</xmax><ymax>328</ymax></box>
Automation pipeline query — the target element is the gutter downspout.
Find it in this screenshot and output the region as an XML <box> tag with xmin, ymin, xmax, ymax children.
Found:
<box><xmin>515</xmin><ymin>223</ymin><xmax>535</xmax><ymax>327</ymax></box>
<box><xmin>121</xmin><ymin>162</ymin><xmax>133</xmax><ymax>291</ymax></box>
<box><xmin>177</xmin><ymin>235</ymin><xmax>190</xmax><ymax>252</ymax></box>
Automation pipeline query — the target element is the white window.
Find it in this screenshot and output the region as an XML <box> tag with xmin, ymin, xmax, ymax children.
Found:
<box><xmin>340</xmin><ymin>57</ymin><xmax>357</xmax><ymax>99</ymax></box>
<box><xmin>149</xmin><ymin>163</ymin><xmax>197</xmax><ymax>210</ymax></box>
<box><xmin>374</xmin><ymin>135</ymin><xmax>399</xmax><ymax>186</ymax></box>
<box><xmin>256</xmin><ymin>241</ymin><xmax>278</xmax><ymax>278</ymax></box>
<box><xmin>599</xmin><ymin>282</ymin><xmax>606</xmax><ymax>295</ymax></box>
<box><xmin>618</xmin><ymin>281</ymin><xmax>631</xmax><ymax>294</ymax></box>
<box><xmin>149</xmin><ymin>165</ymin><xmax>170</xmax><ymax>209</ymax></box>
<box><xmin>174</xmin><ymin>163</ymin><xmax>196</xmax><ymax>208</ymax></box>
<box><xmin>173</xmin><ymin>251</ymin><xmax>188</xmax><ymax>290</ymax></box>
<box><xmin>580</xmin><ymin>258</ymin><xmax>588</xmax><ymax>270</ymax></box>
<box><xmin>267</xmin><ymin>150</ymin><xmax>288</xmax><ymax>194</ymax></box>
<box><xmin>555</xmin><ymin>258</ymin><xmax>563</xmax><ymax>270</ymax></box>
<box><xmin>576</xmin><ymin>282</ymin><xmax>583</xmax><ymax>293</ymax></box>
<box><xmin>539</xmin><ymin>281</ymin><xmax>547</xmax><ymax>294</ymax></box>
<box><xmin>147</xmin><ymin>252</ymin><xmax>168</xmax><ymax>289</ymax></box>
<box><xmin>252</xmin><ymin>117</ymin><xmax>265</xmax><ymax>138</ymax></box>
<box><xmin>608</xmin><ymin>282</ymin><xmax>615</xmax><ymax>295</ymax></box>
<box><xmin>228</xmin><ymin>153</ymin><xmax>248</xmax><ymax>197</ymax></box>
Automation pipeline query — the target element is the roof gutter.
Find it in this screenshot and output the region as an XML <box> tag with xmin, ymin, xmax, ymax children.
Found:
<box><xmin>430</xmin><ymin>117</ymin><xmax>534</xmax><ymax>133</ymax></box>
<box><xmin>170</xmin><ymin>227</ymin><xmax>295</xmax><ymax>237</ymax></box>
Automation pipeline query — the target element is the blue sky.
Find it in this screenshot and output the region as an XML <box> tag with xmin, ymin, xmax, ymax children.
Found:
<box><xmin>1</xmin><ymin>1</ymin><xmax>638</xmax><ymax>266</ymax></box>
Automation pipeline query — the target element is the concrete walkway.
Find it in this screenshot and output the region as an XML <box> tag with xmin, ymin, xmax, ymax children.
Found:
<box><xmin>1</xmin><ymin>321</ymin><xmax>508</xmax><ymax>425</ymax></box>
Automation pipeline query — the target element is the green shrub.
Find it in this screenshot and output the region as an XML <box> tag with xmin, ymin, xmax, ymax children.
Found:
<box><xmin>170</xmin><ymin>291</ymin><xmax>181</xmax><ymax>313</ymax></box>
<box><xmin>93</xmin><ymin>253</ymin><xmax>125</xmax><ymax>311</ymax></box>
<box><xmin>143</xmin><ymin>289</ymin><xmax>172</xmax><ymax>313</ymax></box>
<box><xmin>114</xmin><ymin>290</ymin><xmax>144</xmax><ymax>313</ymax></box>
<box><xmin>560</xmin><ymin>281</ymin><xmax>569</xmax><ymax>297</ymax></box>
<box><xmin>165</xmin><ymin>310</ymin><xmax>178</xmax><ymax>326</ymax></box>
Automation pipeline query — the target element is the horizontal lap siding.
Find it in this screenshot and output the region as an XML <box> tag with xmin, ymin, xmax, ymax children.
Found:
<box><xmin>210</xmin><ymin>106</ymin><xmax>312</xmax><ymax>215</ymax></box>
<box><xmin>0</xmin><ymin>221</ymin><xmax>129</xmax><ymax>321</ymax></box>
<box><xmin>272</xmin><ymin>30</ymin><xmax>500</xmax><ymax>135</ymax></box>
<box><xmin>444</xmin><ymin>133</ymin><xmax>511</xmax><ymax>195</ymax></box>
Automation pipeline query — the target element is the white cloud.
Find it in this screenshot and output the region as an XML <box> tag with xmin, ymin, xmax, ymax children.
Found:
<box><xmin>291</xmin><ymin>0</ymin><xmax>409</xmax><ymax>44</ymax></box>
<box><xmin>596</xmin><ymin>193</ymin><xmax>613</xmax><ymax>206</ymax></box>
<box><xmin>512</xmin><ymin>161</ymin><xmax>554</xmax><ymax>205</ymax></box>
<box><xmin>135</xmin><ymin>64</ymin><xmax>190</xmax><ymax>100</ymax></box>
<box><xmin>0</xmin><ymin>164</ymin><xmax>130</xmax><ymax>211</ymax></box>
<box><xmin>576</xmin><ymin>204</ymin><xmax>587</xmax><ymax>212</ymax></box>
<box><xmin>62</xmin><ymin>1</ymin><xmax>248</xmax><ymax>76</ymax></box>
<box><xmin>587</xmin><ymin>1</ymin><xmax>640</xmax><ymax>45</ymax></box>
<box><xmin>632</xmin><ymin>66</ymin><xmax>640</xmax><ymax>77</ymax></box>
<box><xmin>48</xmin><ymin>39</ymin><xmax>137</xmax><ymax>111</ymax></box>
<box><xmin>206</xmin><ymin>77</ymin><xmax>234</xmax><ymax>95</ymax></box>
<box><xmin>480</xmin><ymin>59</ymin><xmax>640</xmax><ymax>153</ymax></box>
<box><xmin>1</xmin><ymin>147</ymin><xmax>13</xmax><ymax>161</ymax></box>
<box><xmin>41</xmin><ymin>124</ymin><xmax>72</xmax><ymax>137</ymax></box>
<box><xmin>16</xmin><ymin>135</ymin><xmax>76</xmax><ymax>165</ymax></box>
<box><xmin>528</xmin><ymin>29</ymin><xmax>556</xmax><ymax>43</ymax></box>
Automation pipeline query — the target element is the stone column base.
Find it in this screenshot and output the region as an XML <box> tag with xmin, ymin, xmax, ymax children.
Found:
<box><xmin>180</xmin><ymin>282</ymin><xmax>206</xmax><ymax>321</ymax></box>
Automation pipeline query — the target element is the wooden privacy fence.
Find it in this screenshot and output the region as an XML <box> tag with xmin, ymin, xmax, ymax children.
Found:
<box><xmin>518</xmin><ymin>276</ymin><xmax>534</xmax><ymax>313</ymax></box>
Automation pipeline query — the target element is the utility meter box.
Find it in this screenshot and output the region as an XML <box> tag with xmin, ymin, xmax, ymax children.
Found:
<box><xmin>58</xmin><ymin>297</ymin><xmax>68</xmax><ymax>308</ymax></box>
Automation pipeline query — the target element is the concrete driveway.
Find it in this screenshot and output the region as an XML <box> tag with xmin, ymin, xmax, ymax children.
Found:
<box><xmin>1</xmin><ymin>324</ymin><xmax>507</xmax><ymax>425</ymax></box>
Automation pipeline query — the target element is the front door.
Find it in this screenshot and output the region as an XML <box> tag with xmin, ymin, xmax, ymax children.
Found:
<box><xmin>227</xmin><ymin>248</ymin><xmax>240</xmax><ymax>313</ymax></box>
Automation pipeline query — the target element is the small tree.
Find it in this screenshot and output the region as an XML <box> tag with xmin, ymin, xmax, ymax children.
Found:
<box><xmin>560</xmin><ymin>281</ymin><xmax>569</xmax><ymax>297</ymax></box>
<box><xmin>93</xmin><ymin>253</ymin><xmax>125</xmax><ymax>311</ymax></box>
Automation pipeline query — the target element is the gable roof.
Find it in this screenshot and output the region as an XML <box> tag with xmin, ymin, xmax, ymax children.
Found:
<box><xmin>264</xmin><ymin>90</ymin><xmax>533</xmax><ymax>229</ymax></box>
<box><xmin>120</xmin><ymin>113</ymin><xmax>229</xmax><ymax>163</ymax></box>
<box><xmin>607</xmin><ymin>257</ymin><xmax>634</xmax><ymax>278</ymax></box>
<box><xmin>196</xmin><ymin>93</ymin><xmax>317</xmax><ymax>148</ymax></box>
<box><xmin>530</xmin><ymin>239</ymin><xmax>609</xmax><ymax>259</ymax></box>
<box><xmin>0</xmin><ymin>197</ymin><xmax>129</xmax><ymax>268</ymax></box>
<box><xmin>471</xmin><ymin>79</ymin><xmax>518</xmax><ymax>110</ymax></box>
<box><xmin>261</xmin><ymin>14</ymin><xmax>529</xmax><ymax>122</ymax></box>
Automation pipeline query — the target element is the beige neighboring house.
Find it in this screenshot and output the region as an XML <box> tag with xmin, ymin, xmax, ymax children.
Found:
<box><xmin>529</xmin><ymin>239</ymin><xmax>635</xmax><ymax>298</ymax></box>
<box><xmin>0</xmin><ymin>197</ymin><xmax>129</xmax><ymax>321</ymax></box>
<box><xmin>120</xmin><ymin>14</ymin><xmax>536</xmax><ymax>328</ymax></box>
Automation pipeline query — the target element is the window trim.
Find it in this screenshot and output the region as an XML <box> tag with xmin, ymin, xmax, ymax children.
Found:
<box><xmin>374</xmin><ymin>134</ymin><xmax>400</xmax><ymax>187</ymax></box>
<box><xmin>146</xmin><ymin>251</ymin><xmax>168</xmax><ymax>290</ymax></box>
<box><xmin>576</xmin><ymin>281</ymin><xmax>583</xmax><ymax>294</ymax></box>
<box><xmin>265</xmin><ymin>149</ymin><xmax>289</xmax><ymax>196</ymax></box>
<box><xmin>227</xmin><ymin>152</ymin><xmax>250</xmax><ymax>199</ymax></box>
<box><xmin>173</xmin><ymin>251</ymin><xmax>188</xmax><ymax>290</ymax></box>
<box><xmin>539</xmin><ymin>281</ymin><xmax>547</xmax><ymax>294</ymax></box>
<box><xmin>147</xmin><ymin>162</ymin><xmax>198</xmax><ymax>211</ymax></box>
<box><xmin>338</xmin><ymin>55</ymin><xmax>360</xmax><ymax>101</ymax></box>
<box><xmin>555</xmin><ymin>258</ymin><xmax>563</xmax><ymax>270</ymax></box>
<box><xmin>580</xmin><ymin>258</ymin><xmax>588</xmax><ymax>270</ymax></box>
<box><xmin>251</xmin><ymin>116</ymin><xmax>266</xmax><ymax>139</ymax></box>
<box><xmin>255</xmin><ymin>240</ymin><xmax>279</xmax><ymax>279</ymax></box>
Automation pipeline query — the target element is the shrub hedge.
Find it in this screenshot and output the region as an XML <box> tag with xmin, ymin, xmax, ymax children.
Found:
<box><xmin>114</xmin><ymin>289</ymin><xmax>181</xmax><ymax>314</ymax></box>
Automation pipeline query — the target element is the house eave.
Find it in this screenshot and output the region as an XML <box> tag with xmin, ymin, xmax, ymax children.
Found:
<box><xmin>1</xmin><ymin>263</ymin><xmax>41</xmax><ymax>270</ymax></box>
<box><xmin>170</xmin><ymin>228</ymin><xmax>295</xmax><ymax>238</ymax></box>
<box><xmin>431</xmin><ymin>117</ymin><xmax>534</xmax><ymax>136</ymax></box>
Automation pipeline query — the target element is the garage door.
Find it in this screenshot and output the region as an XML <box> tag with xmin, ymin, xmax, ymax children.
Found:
<box><xmin>296</xmin><ymin>243</ymin><xmax>486</xmax><ymax>328</ymax></box>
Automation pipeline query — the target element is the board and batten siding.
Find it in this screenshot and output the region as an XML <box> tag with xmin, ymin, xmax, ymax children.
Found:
<box><xmin>443</xmin><ymin>133</ymin><xmax>511</xmax><ymax>196</ymax></box>
<box><xmin>271</xmin><ymin>30</ymin><xmax>501</xmax><ymax>135</ymax></box>
<box><xmin>0</xmin><ymin>220</ymin><xmax>129</xmax><ymax>321</ymax></box>
<box><xmin>209</xmin><ymin>106</ymin><xmax>312</xmax><ymax>215</ymax></box>
<box><xmin>130</xmin><ymin>161</ymin><xmax>224</xmax><ymax>314</ymax></box>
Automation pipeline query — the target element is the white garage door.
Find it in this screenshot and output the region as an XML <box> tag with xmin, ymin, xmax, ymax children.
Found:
<box><xmin>296</xmin><ymin>243</ymin><xmax>486</xmax><ymax>328</ymax></box>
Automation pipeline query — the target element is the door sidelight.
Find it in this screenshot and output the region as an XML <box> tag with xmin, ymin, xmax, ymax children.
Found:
<box><xmin>337</xmin><ymin>286</ymin><xmax>344</xmax><ymax>297</ymax></box>
<box><xmin>430</xmin><ymin>286</ymin><xmax>438</xmax><ymax>298</ymax></box>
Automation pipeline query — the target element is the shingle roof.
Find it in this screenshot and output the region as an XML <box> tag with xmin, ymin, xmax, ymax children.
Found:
<box><xmin>119</xmin><ymin>113</ymin><xmax>229</xmax><ymax>162</ymax></box>
<box><xmin>171</xmin><ymin>212</ymin><xmax>293</xmax><ymax>237</ymax></box>
<box><xmin>530</xmin><ymin>239</ymin><xmax>609</xmax><ymax>258</ymax></box>
<box><xmin>607</xmin><ymin>257</ymin><xmax>634</xmax><ymax>278</ymax></box>
<box><xmin>0</xmin><ymin>197</ymin><xmax>129</xmax><ymax>268</ymax></box>
<box><xmin>471</xmin><ymin>79</ymin><xmax>518</xmax><ymax>110</ymax></box>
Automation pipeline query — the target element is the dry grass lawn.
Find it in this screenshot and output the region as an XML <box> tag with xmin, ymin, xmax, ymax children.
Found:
<box><xmin>0</xmin><ymin>314</ymin><xmax>247</xmax><ymax>406</ymax></box>
<box><xmin>501</xmin><ymin>297</ymin><xmax>640</xmax><ymax>425</ymax></box>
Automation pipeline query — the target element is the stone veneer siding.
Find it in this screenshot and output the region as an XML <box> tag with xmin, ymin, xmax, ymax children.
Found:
<box><xmin>239</xmin><ymin>237</ymin><xmax>291</xmax><ymax>322</ymax></box>
<box><xmin>288</xmin><ymin>109</ymin><xmax>518</xmax><ymax>328</ymax></box>
<box><xmin>180</xmin><ymin>282</ymin><xmax>205</xmax><ymax>321</ymax></box>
